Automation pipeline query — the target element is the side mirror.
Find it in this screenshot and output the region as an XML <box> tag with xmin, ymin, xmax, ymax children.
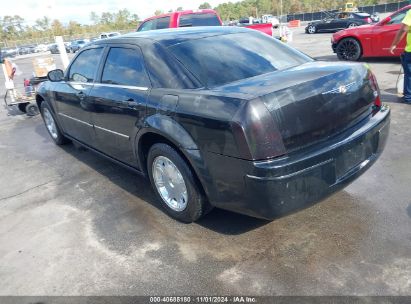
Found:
<box><xmin>47</xmin><ymin>69</ymin><xmax>64</xmax><ymax>82</ymax></box>
<box><xmin>379</xmin><ymin>16</ymin><xmax>391</xmax><ymax>25</ymax></box>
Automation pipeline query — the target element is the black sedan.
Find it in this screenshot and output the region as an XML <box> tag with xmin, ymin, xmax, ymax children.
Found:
<box><xmin>36</xmin><ymin>27</ymin><xmax>389</xmax><ymax>222</ymax></box>
<box><xmin>305</xmin><ymin>12</ymin><xmax>373</xmax><ymax>34</ymax></box>
<box><xmin>70</xmin><ymin>40</ymin><xmax>88</xmax><ymax>53</ymax></box>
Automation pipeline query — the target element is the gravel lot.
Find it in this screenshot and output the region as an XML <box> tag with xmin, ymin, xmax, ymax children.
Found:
<box><xmin>0</xmin><ymin>27</ymin><xmax>410</xmax><ymax>296</ymax></box>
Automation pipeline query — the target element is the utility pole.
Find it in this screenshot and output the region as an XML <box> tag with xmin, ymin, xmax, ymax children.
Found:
<box><xmin>280</xmin><ymin>0</ymin><xmax>283</xmax><ymax>25</ymax></box>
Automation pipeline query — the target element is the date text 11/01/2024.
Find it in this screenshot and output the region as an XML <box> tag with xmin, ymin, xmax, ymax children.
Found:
<box><xmin>149</xmin><ymin>296</ymin><xmax>257</xmax><ymax>303</ymax></box>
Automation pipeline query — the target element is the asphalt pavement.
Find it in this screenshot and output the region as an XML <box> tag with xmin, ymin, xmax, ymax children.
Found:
<box><xmin>0</xmin><ymin>27</ymin><xmax>410</xmax><ymax>296</ymax></box>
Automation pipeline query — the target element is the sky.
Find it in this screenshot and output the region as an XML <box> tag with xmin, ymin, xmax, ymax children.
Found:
<box><xmin>6</xmin><ymin>0</ymin><xmax>241</xmax><ymax>25</ymax></box>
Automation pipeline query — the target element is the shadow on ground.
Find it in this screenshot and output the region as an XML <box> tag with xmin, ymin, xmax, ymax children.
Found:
<box><xmin>34</xmin><ymin>122</ymin><xmax>269</xmax><ymax>235</ymax></box>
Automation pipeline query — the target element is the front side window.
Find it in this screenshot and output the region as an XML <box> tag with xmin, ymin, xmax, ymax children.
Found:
<box><xmin>387</xmin><ymin>9</ymin><xmax>409</xmax><ymax>25</ymax></box>
<box><xmin>101</xmin><ymin>47</ymin><xmax>150</xmax><ymax>87</ymax></box>
<box><xmin>179</xmin><ymin>13</ymin><xmax>221</xmax><ymax>27</ymax></box>
<box><xmin>169</xmin><ymin>32</ymin><xmax>312</xmax><ymax>87</ymax></box>
<box><xmin>138</xmin><ymin>20</ymin><xmax>155</xmax><ymax>31</ymax></box>
<box><xmin>69</xmin><ymin>48</ymin><xmax>103</xmax><ymax>83</ymax></box>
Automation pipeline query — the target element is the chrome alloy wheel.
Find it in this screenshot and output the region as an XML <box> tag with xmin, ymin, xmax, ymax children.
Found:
<box><xmin>307</xmin><ymin>25</ymin><xmax>316</xmax><ymax>34</ymax></box>
<box><xmin>43</xmin><ymin>108</ymin><xmax>58</xmax><ymax>139</ymax></box>
<box><xmin>152</xmin><ymin>156</ymin><xmax>188</xmax><ymax>212</ymax></box>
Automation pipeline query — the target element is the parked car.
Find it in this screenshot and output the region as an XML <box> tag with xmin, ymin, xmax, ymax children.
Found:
<box><xmin>332</xmin><ymin>5</ymin><xmax>411</xmax><ymax>60</ymax></box>
<box><xmin>70</xmin><ymin>40</ymin><xmax>87</xmax><ymax>53</ymax></box>
<box><xmin>1</xmin><ymin>47</ymin><xmax>17</xmax><ymax>58</ymax></box>
<box><xmin>99</xmin><ymin>32</ymin><xmax>121</xmax><ymax>39</ymax></box>
<box><xmin>237</xmin><ymin>17</ymin><xmax>274</xmax><ymax>36</ymax></box>
<box><xmin>261</xmin><ymin>14</ymin><xmax>280</xmax><ymax>28</ymax></box>
<box><xmin>35</xmin><ymin>44</ymin><xmax>48</xmax><ymax>53</ymax></box>
<box><xmin>306</xmin><ymin>11</ymin><xmax>373</xmax><ymax>34</ymax></box>
<box><xmin>48</xmin><ymin>43</ymin><xmax>70</xmax><ymax>54</ymax></box>
<box><xmin>137</xmin><ymin>9</ymin><xmax>273</xmax><ymax>36</ymax></box>
<box><xmin>18</xmin><ymin>45</ymin><xmax>35</xmax><ymax>55</ymax></box>
<box><xmin>36</xmin><ymin>27</ymin><xmax>389</xmax><ymax>222</ymax></box>
<box><xmin>371</xmin><ymin>12</ymin><xmax>380</xmax><ymax>22</ymax></box>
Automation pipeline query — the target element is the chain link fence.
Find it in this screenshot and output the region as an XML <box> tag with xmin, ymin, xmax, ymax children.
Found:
<box><xmin>287</xmin><ymin>0</ymin><xmax>410</xmax><ymax>22</ymax></box>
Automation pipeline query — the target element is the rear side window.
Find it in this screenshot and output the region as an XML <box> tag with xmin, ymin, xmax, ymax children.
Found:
<box><xmin>138</xmin><ymin>17</ymin><xmax>170</xmax><ymax>31</ymax></box>
<box><xmin>179</xmin><ymin>13</ymin><xmax>221</xmax><ymax>27</ymax></box>
<box><xmin>101</xmin><ymin>47</ymin><xmax>150</xmax><ymax>87</ymax></box>
<box><xmin>156</xmin><ymin>17</ymin><xmax>171</xmax><ymax>29</ymax></box>
<box><xmin>169</xmin><ymin>32</ymin><xmax>312</xmax><ymax>87</ymax></box>
<box><xmin>69</xmin><ymin>48</ymin><xmax>103</xmax><ymax>83</ymax></box>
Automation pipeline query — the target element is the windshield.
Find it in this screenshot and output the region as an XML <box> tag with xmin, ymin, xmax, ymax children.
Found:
<box><xmin>168</xmin><ymin>32</ymin><xmax>312</xmax><ymax>87</ymax></box>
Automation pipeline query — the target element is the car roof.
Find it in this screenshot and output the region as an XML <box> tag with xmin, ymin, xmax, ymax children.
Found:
<box><xmin>100</xmin><ymin>26</ymin><xmax>251</xmax><ymax>47</ymax></box>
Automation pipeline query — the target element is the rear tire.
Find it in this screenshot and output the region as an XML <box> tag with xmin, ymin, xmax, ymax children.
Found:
<box><xmin>336</xmin><ymin>37</ymin><xmax>362</xmax><ymax>61</ymax></box>
<box><xmin>348</xmin><ymin>23</ymin><xmax>358</xmax><ymax>28</ymax></box>
<box><xmin>307</xmin><ymin>25</ymin><xmax>316</xmax><ymax>34</ymax></box>
<box><xmin>40</xmin><ymin>102</ymin><xmax>70</xmax><ymax>145</ymax></box>
<box><xmin>147</xmin><ymin>143</ymin><xmax>210</xmax><ymax>222</ymax></box>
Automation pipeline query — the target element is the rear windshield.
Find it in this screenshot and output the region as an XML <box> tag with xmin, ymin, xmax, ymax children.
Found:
<box><xmin>178</xmin><ymin>13</ymin><xmax>221</xmax><ymax>27</ymax></box>
<box><xmin>168</xmin><ymin>32</ymin><xmax>312</xmax><ymax>87</ymax></box>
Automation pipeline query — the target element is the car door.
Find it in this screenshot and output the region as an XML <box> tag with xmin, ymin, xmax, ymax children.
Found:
<box><xmin>373</xmin><ymin>8</ymin><xmax>409</xmax><ymax>56</ymax></box>
<box><xmin>54</xmin><ymin>47</ymin><xmax>104</xmax><ymax>145</ymax></box>
<box><xmin>87</xmin><ymin>45</ymin><xmax>151</xmax><ymax>166</ymax></box>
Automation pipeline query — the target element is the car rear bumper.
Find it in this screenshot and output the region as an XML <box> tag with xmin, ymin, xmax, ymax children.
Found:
<box><xmin>205</xmin><ymin>107</ymin><xmax>390</xmax><ymax>220</ymax></box>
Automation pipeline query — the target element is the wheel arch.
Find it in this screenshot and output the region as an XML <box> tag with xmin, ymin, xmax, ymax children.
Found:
<box><xmin>336</xmin><ymin>36</ymin><xmax>364</xmax><ymax>60</ymax></box>
<box><xmin>135</xmin><ymin>115</ymin><xmax>211</xmax><ymax>200</ymax></box>
<box><xmin>35</xmin><ymin>92</ymin><xmax>57</xmax><ymax>115</ymax></box>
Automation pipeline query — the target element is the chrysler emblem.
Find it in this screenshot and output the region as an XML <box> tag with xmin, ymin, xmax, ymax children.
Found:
<box><xmin>322</xmin><ymin>81</ymin><xmax>356</xmax><ymax>95</ymax></box>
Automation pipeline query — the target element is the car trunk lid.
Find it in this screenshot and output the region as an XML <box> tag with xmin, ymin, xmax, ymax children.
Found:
<box><xmin>215</xmin><ymin>61</ymin><xmax>377</xmax><ymax>152</ymax></box>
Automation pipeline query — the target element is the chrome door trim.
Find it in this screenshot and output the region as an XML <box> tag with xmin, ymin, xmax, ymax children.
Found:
<box><xmin>68</xmin><ymin>82</ymin><xmax>94</xmax><ymax>86</ymax></box>
<box><xmin>93</xmin><ymin>83</ymin><xmax>149</xmax><ymax>91</ymax></box>
<box><xmin>94</xmin><ymin>125</ymin><xmax>130</xmax><ymax>139</ymax></box>
<box><xmin>58</xmin><ymin>113</ymin><xmax>93</xmax><ymax>127</ymax></box>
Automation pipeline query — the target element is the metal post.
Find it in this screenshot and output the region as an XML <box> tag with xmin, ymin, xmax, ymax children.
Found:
<box><xmin>280</xmin><ymin>0</ymin><xmax>283</xmax><ymax>25</ymax></box>
<box><xmin>55</xmin><ymin>36</ymin><xmax>69</xmax><ymax>69</ymax></box>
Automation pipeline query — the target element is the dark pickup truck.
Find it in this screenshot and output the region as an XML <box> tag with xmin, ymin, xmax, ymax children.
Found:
<box><xmin>37</xmin><ymin>27</ymin><xmax>389</xmax><ymax>222</ymax></box>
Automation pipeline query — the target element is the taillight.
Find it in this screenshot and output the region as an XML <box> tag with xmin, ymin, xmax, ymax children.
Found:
<box><xmin>369</xmin><ymin>71</ymin><xmax>381</xmax><ymax>109</ymax></box>
<box><xmin>366</xmin><ymin>17</ymin><xmax>372</xmax><ymax>23</ymax></box>
<box><xmin>231</xmin><ymin>99</ymin><xmax>286</xmax><ymax>160</ymax></box>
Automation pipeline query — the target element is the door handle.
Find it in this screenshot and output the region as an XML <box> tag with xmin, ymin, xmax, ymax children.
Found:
<box><xmin>126</xmin><ymin>98</ymin><xmax>141</xmax><ymax>108</ymax></box>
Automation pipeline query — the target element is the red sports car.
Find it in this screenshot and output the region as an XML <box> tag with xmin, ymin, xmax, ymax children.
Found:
<box><xmin>332</xmin><ymin>5</ymin><xmax>411</xmax><ymax>60</ymax></box>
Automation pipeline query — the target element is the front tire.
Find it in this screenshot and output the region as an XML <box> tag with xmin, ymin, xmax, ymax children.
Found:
<box><xmin>25</xmin><ymin>103</ymin><xmax>39</xmax><ymax>116</ymax></box>
<box><xmin>336</xmin><ymin>37</ymin><xmax>362</xmax><ymax>61</ymax></box>
<box><xmin>40</xmin><ymin>102</ymin><xmax>70</xmax><ymax>145</ymax></box>
<box><xmin>307</xmin><ymin>25</ymin><xmax>316</xmax><ymax>34</ymax></box>
<box><xmin>147</xmin><ymin>143</ymin><xmax>209</xmax><ymax>222</ymax></box>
